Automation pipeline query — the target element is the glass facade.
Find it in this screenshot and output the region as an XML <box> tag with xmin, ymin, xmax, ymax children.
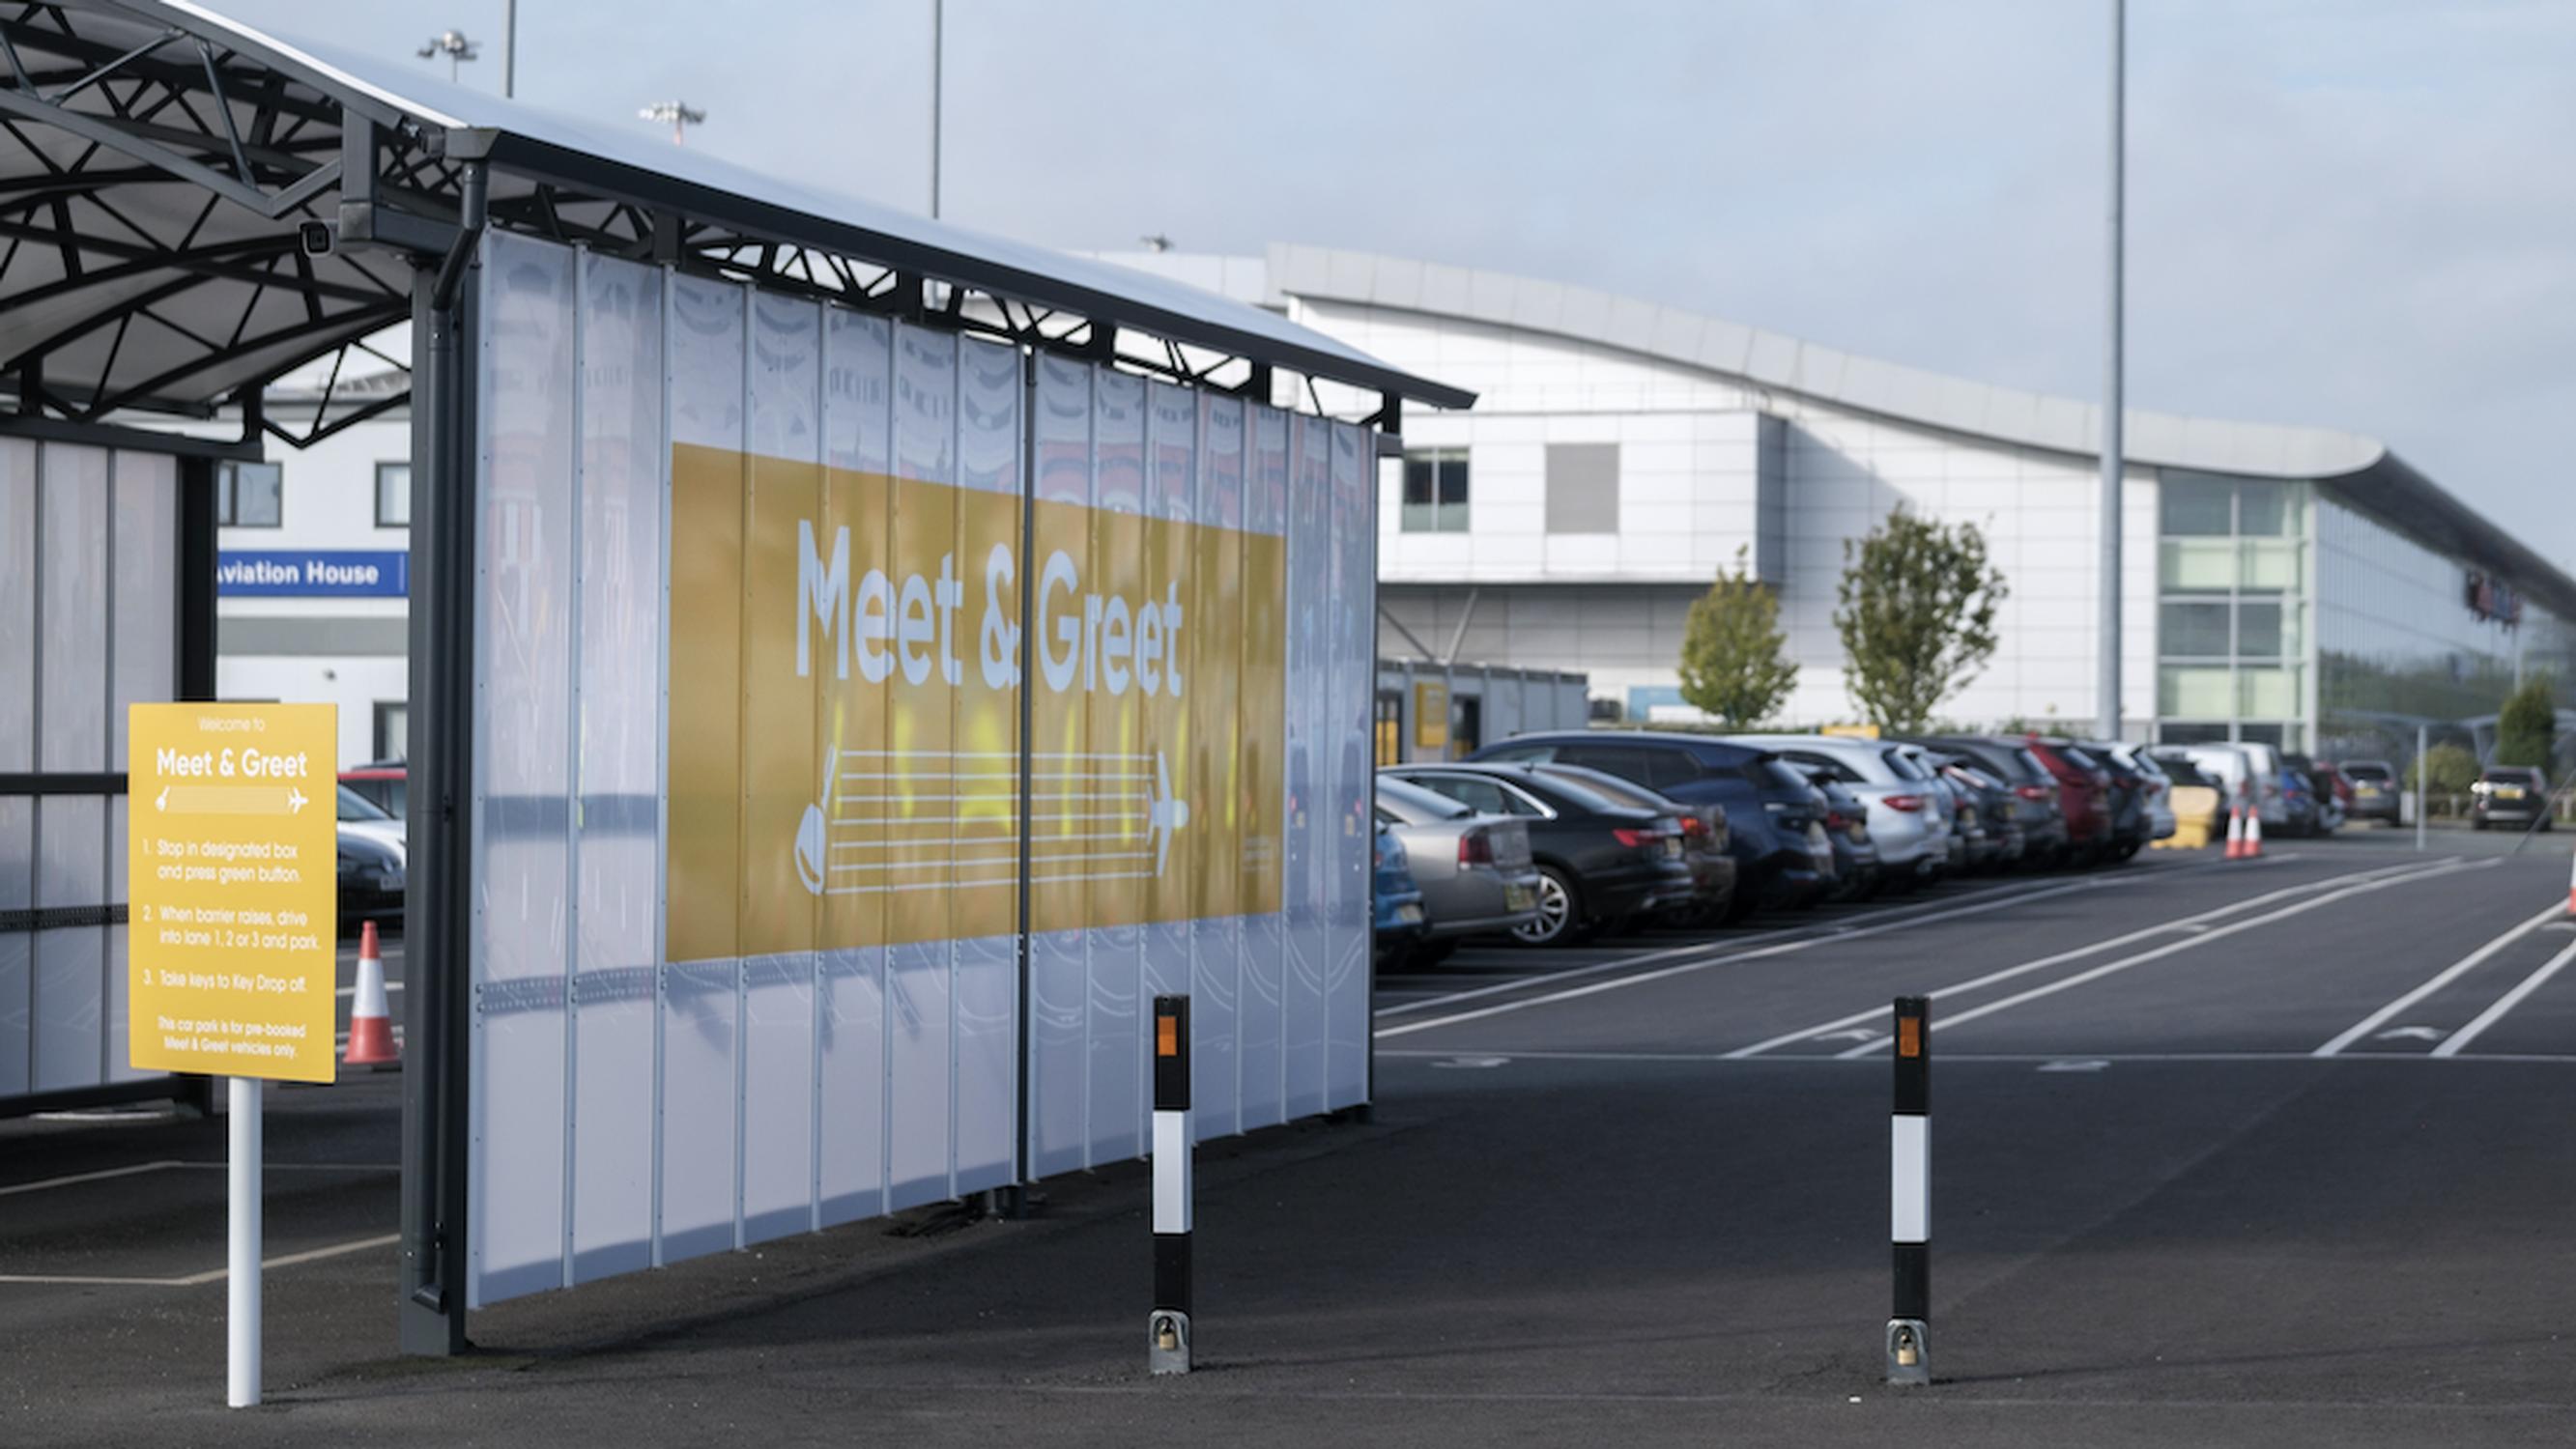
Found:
<box><xmin>2155</xmin><ymin>472</ymin><xmax>2311</xmax><ymax>750</ymax></box>
<box><xmin>2313</xmin><ymin>497</ymin><xmax>2574</xmax><ymax>761</ymax></box>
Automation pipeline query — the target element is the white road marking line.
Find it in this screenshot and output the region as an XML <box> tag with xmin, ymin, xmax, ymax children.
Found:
<box><xmin>2311</xmin><ymin>897</ymin><xmax>2571</xmax><ymax>1057</ymax></box>
<box><xmin>0</xmin><ymin>1233</ymin><xmax>401</xmax><ymax>1288</ymax></box>
<box><xmin>1371</xmin><ymin>923</ymin><xmax>1815</xmax><ymax>1019</ymax></box>
<box><xmin>1832</xmin><ymin>858</ymin><xmax>2494</xmax><ymax>1057</ymax></box>
<box><xmin>1368</xmin><ymin>852</ymin><xmax>2271</xmax><ymax>1023</ymax></box>
<box><xmin>0</xmin><ymin>1160</ymin><xmax>183</xmax><ymax>1198</ymax></box>
<box><xmin>2036</xmin><ymin>1059</ymin><xmax>2111</xmax><ymax>1072</ymax></box>
<box><xmin>1379</xmin><ymin>1046</ymin><xmax>2576</xmax><ymax>1065</ymax></box>
<box><xmin>1</xmin><ymin>1160</ymin><xmax>399</xmax><ymax>1199</ymax></box>
<box><xmin>1370</xmin><ymin>857</ymin><xmax>2278</xmax><ymax>1042</ymax></box>
<box><xmin>2374</xmin><ymin>1026</ymin><xmax>2444</xmax><ymax>1041</ymax></box>
<box><xmin>2431</xmin><ymin>936</ymin><xmax>2576</xmax><ymax>1058</ymax></box>
<box><xmin>1728</xmin><ymin>857</ymin><xmax>2428</xmax><ymax>1059</ymax></box>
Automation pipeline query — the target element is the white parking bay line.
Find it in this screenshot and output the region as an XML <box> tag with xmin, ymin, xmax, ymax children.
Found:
<box><xmin>2430</xmin><ymin>936</ymin><xmax>2576</xmax><ymax>1059</ymax></box>
<box><xmin>2311</xmin><ymin>896</ymin><xmax>2571</xmax><ymax>1057</ymax></box>
<box><xmin>0</xmin><ymin>1160</ymin><xmax>185</xmax><ymax>1198</ymax></box>
<box><xmin>1371</xmin><ymin>857</ymin><xmax>2271</xmax><ymax>1043</ymax></box>
<box><xmin>0</xmin><ymin>1233</ymin><xmax>401</xmax><ymax>1288</ymax></box>
<box><xmin>1732</xmin><ymin>857</ymin><xmax>2443</xmax><ymax>1060</ymax></box>
<box><xmin>1833</xmin><ymin>857</ymin><xmax>2496</xmax><ymax>1057</ymax></box>
<box><xmin>1371</xmin><ymin>856</ymin><xmax>2273</xmax><ymax>1024</ymax></box>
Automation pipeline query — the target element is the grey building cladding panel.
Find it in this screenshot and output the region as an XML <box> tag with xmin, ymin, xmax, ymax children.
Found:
<box><xmin>1545</xmin><ymin>443</ymin><xmax>1619</xmax><ymax>534</ymax></box>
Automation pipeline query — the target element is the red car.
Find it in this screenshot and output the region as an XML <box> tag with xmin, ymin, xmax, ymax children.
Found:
<box><xmin>2021</xmin><ymin>737</ymin><xmax>2114</xmax><ymax>864</ymax></box>
<box><xmin>340</xmin><ymin>761</ymin><xmax>408</xmax><ymax>818</ymax></box>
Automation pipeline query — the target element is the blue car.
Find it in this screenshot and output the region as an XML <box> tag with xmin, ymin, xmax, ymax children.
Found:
<box><xmin>1373</xmin><ymin>819</ymin><xmax>1427</xmax><ymax>963</ymax></box>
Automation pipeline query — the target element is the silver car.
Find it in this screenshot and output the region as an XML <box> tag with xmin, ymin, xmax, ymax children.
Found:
<box><xmin>1724</xmin><ymin>735</ymin><xmax>1955</xmax><ymax>883</ymax></box>
<box><xmin>1374</xmin><ymin>775</ymin><xmax>1542</xmax><ymax>965</ymax></box>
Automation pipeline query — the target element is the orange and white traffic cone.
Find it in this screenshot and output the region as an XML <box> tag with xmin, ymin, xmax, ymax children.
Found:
<box><xmin>344</xmin><ymin>920</ymin><xmax>397</xmax><ymax>1068</ymax></box>
<box><xmin>2244</xmin><ymin>807</ymin><xmax>2265</xmax><ymax>860</ymax></box>
<box><xmin>2564</xmin><ymin>849</ymin><xmax>2575</xmax><ymax>919</ymax></box>
<box><xmin>2224</xmin><ymin>807</ymin><xmax>2246</xmax><ymax>860</ymax></box>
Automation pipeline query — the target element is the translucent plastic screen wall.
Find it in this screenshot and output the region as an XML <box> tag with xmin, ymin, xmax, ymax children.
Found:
<box><xmin>468</xmin><ymin>234</ymin><xmax>1373</xmax><ymax>1308</ymax></box>
<box><xmin>0</xmin><ymin>440</ymin><xmax>178</xmax><ymax>1108</ymax></box>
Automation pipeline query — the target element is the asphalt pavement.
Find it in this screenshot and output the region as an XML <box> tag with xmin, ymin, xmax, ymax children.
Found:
<box><xmin>8</xmin><ymin>831</ymin><xmax>2576</xmax><ymax>1446</ymax></box>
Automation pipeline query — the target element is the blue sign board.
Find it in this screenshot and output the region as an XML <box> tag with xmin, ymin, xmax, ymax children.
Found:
<box><xmin>217</xmin><ymin>550</ymin><xmax>409</xmax><ymax>598</ymax></box>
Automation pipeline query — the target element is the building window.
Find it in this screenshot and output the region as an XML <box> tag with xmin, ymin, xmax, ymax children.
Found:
<box><xmin>215</xmin><ymin>460</ymin><xmax>283</xmax><ymax>528</ymax></box>
<box><xmin>374</xmin><ymin>701</ymin><xmax>408</xmax><ymax>761</ymax></box>
<box><xmin>2156</xmin><ymin>471</ymin><xmax>2311</xmax><ymax>749</ymax></box>
<box><xmin>1401</xmin><ymin>449</ymin><xmax>1470</xmax><ymax>533</ymax></box>
<box><xmin>1545</xmin><ymin>442</ymin><xmax>1619</xmax><ymax>534</ymax></box>
<box><xmin>376</xmin><ymin>461</ymin><xmax>412</xmax><ymax>528</ymax></box>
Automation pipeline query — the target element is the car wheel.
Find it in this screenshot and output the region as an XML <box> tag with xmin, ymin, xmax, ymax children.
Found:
<box><xmin>2472</xmin><ymin>818</ymin><xmax>2487</xmax><ymax>832</ymax></box>
<box><xmin>1510</xmin><ymin>867</ymin><xmax>1583</xmax><ymax>948</ymax></box>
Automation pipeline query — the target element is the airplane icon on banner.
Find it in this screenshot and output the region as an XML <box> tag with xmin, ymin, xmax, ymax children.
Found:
<box><xmin>1145</xmin><ymin>753</ymin><xmax>1191</xmax><ymax>876</ymax></box>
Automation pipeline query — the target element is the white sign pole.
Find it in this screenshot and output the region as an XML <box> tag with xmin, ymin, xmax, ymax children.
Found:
<box><xmin>227</xmin><ymin>1075</ymin><xmax>262</xmax><ymax>1408</ymax></box>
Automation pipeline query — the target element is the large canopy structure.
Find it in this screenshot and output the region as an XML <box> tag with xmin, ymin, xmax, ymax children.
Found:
<box><xmin>2</xmin><ymin>0</ymin><xmax>1471</xmax><ymax>1358</ymax></box>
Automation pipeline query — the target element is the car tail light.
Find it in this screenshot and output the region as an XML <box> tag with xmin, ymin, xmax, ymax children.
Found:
<box><xmin>2017</xmin><ymin>784</ymin><xmax>2051</xmax><ymax>802</ymax></box>
<box><xmin>1822</xmin><ymin>810</ymin><xmax>1847</xmax><ymax>831</ymax></box>
<box><xmin>1612</xmin><ymin>826</ymin><xmax>1668</xmax><ymax>848</ymax></box>
<box><xmin>1884</xmin><ymin>794</ymin><xmax>1925</xmax><ymax>812</ymax></box>
<box><xmin>1458</xmin><ymin>827</ymin><xmax>1494</xmax><ymax>867</ymax></box>
<box><xmin>1679</xmin><ymin>814</ymin><xmax>1708</xmax><ymax>838</ymax></box>
<box><xmin>1373</xmin><ymin>839</ymin><xmax>1386</xmax><ymax>868</ymax></box>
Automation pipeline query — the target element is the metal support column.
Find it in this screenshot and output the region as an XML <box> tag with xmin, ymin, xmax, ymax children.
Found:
<box><xmin>400</xmin><ymin>158</ymin><xmax>487</xmax><ymax>1353</ymax></box>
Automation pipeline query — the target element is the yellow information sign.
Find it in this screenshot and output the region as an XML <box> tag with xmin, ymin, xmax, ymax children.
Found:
<box><xmin>127</xmin><ymin>703</ymin><xmax>339</xmax><ymax>1083</ymax></box>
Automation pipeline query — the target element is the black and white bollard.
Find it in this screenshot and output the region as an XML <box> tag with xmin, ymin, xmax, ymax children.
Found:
<box><xmin>1149</xmin><ymin>994</ymin><xmax>1193</xmax><ymax>1376</ymax></box>
<box><xmin>1887</xmin><ymin>994</ymin><xmax>1931</xmax><ymax>1386</ymax></box>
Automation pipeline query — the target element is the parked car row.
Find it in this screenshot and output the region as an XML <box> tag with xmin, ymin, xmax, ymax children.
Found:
<box><xmin>1372</xmin><ymin>728</ymin><xmax>2185</xmax><ymax>958</ymax></box>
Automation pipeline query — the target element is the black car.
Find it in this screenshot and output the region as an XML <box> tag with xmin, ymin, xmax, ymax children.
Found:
<box><xmin>1383</xmin><ymin>762</ymin><xmax>1697</xmax><ymax>946</ymax></box>
<box><xmin>1903</xmin><ymin>735</ymin><xmax>2072</xmax><ymax>867</ymax></box>
<box><xmin>2471</xmin><ymin>766</ymin><xmax>2553</xmax><ymax>832</ymax></box>
<box><xmin>337</xmin><ymin>825</ymin><xmax>406</xmax><ymax>928</ymax></box>
<box><xmin>1531</xmin><ymin>761</ymin><xmax>1739</xmax><ymax>925</ymax></box>
<box><xmin>1467</xmin><ymin>731</ymin><xmax>1831</xmax><ymax>918</ymax></box>
<box><xmin>1926</xmin><ymin>752</ymin><xmax>2024</xmax><ymax>869</ymax></box>
<box><xmin>2074</xmin><ymin>741</ymin><xmax>2156</xmax><ymax>860</ymax></box>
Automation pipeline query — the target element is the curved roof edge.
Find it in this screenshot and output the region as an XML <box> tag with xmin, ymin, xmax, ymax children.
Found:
<box><xmin>1261</xmin><ymin>242</ymin><xmax>2373</xmax><ymax>478</ymax></box>
<box><xmin>1261</xmin><ymin>242</ymin><xmax>2576</xmax><ymax>619</ymax></box>
<box><xmin>146</xmin><ymin>3</ymin><xmax>1474</xmax><ymax>412</ymax></box>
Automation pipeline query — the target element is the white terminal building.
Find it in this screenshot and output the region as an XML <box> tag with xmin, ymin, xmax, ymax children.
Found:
<box><xmin>229</xmin><ymin>246</ymin><xmax>2574</xmax><ymax>765</ymax></box>
<box><xmin>1102</xmin><ymin>246</ymin><xmax>2576</xmax><ymax>761</ymax></box>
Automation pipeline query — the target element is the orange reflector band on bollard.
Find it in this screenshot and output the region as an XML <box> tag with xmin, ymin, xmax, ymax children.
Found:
<box><xmin>1898</xmin><ymin>1017</ymin><xmax>1922</xmax><ymax>1059</ymax></box>
<box><xmin>1158</xmin><ymin>1015</ymin><xmax>1179</xmax><ymax>1058</ymax></box>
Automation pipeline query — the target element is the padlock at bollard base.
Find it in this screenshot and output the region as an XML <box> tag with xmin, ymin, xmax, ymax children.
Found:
<box><xmin>1886</xmin><ymin>1318</ymin><xmax>1930</xmax><ymax>1385</ymax></box>
<box><xmin>1148</xmin><ymin>1309</ymin><xmax>1191</xmax><ymax>1376</ymax></box>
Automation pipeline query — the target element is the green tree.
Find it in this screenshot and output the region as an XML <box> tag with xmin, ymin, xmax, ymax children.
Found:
<box><xmin>1833</xmin><ymin>508</ymin><xmax>2009</xmax><ymax>733</ymax></box>
<box><xmin>2405</xmin><ymin>742</ymin><xmax>2479</xmax><ymax>795</ymax></box>
<box><xmin>2495</xmin><ymin>672</ymin><xmax>2558</xmax><ymax>769</ymax></box>
<box><xmin>1677</xmin><ymin>547</ymin><xmax>1798</xmax><ymax>728</ymax></box>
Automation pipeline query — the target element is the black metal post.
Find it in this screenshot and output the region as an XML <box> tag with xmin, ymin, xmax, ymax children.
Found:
<box><xmin>1888</xmin><ymin>994</ymin><xmax>1930</xmax><ymax>1385</ymax></box>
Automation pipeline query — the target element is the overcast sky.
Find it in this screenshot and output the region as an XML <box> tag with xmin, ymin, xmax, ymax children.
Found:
<box><xmin>232</xmin><ymin>0</ymin><xmax>2575</xmax><ymax>567</ymax></box>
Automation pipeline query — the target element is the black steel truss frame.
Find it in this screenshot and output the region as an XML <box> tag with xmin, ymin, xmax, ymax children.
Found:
<box><xmin>2</xmin><ymin>0</ymin><xmax>1458</xmax><ymax>435</ymax></box>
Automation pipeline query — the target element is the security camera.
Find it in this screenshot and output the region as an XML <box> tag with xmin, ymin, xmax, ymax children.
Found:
<box><xmin>298</xmin><ymin>219</ymin><xmax>336</xmax><ymax>257</ymax></box>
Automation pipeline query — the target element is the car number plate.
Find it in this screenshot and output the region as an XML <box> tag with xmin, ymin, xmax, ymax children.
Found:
<box><xmin>1395</xmin><ymin>902</ymin><xmax>1423</xmax><ymax>924</ymax></box>
<box><xmin>2498</xmin><ymin>786</ymin><xmax>2527</xmax><ymax>801</ymax></box>
<box><xmin>1503</xmin><ymin>883</ymin><xmax>1534</xmax><ymax>912</ymax></box>
<box><xmin>2356</xmin><ymin>784</ymin><xmax>2380</xmax><ymax>797</ymax></box>
<box><xmin>1663</xmin><ymin>838</ymin><xmax>1683</xmax><ymax>860</ymax></box>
